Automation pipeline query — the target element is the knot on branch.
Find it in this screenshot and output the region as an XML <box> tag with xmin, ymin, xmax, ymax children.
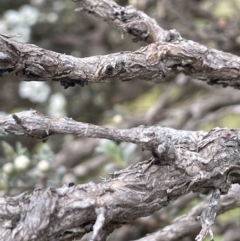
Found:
<box><xmin>11</xmin><ymin>111</ymin><xmax>52</xmax><ymax>142</ymax></box>
<box><xmin>60</xmin><ymin>79</ymin><xmax>88</xmax><ymax>89</ymax></box>
<box><xmin>165</xmin><ymin>29</ymin><xmax>182</xmax><ymax>42</ymax></box>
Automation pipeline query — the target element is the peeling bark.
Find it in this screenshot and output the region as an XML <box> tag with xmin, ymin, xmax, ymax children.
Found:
<box><xmin>0</xmin><ymin>110</ymin><xmax>240</xmax><ymax>239</ymax></box>
<box><xmin>1</xmin><ymin>33</ymin><xmax>240</xmax><ymax>89</ymax></box>
<box><xmin>135</xmin><ymin>185</ymin><xmax>240</xmax><ymax>241</ymax></box>
<box><xmin>1</xmin><ymin>0</ymin><xmax>240</xmax><ymax>240</ymax></box>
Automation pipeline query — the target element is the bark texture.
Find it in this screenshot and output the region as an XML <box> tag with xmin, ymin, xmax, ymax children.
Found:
<box><xmin>0</xmin><ymin>0</ymin><xmax>240</xmax><ymax>240</ymax></box>
<box><xmin>1</xmin><ymin>33</ymin><xmax>240</xmax><ymax>89</ymax></box>
<box><xmin>0</xmin><ymin>110</ymin><xmax>240</xmax><ymax>240</ymax></box>
<box><xmin>135</xmin><ymin>185</ymin><xmax>240</xmax><ymax>241</ymax></box>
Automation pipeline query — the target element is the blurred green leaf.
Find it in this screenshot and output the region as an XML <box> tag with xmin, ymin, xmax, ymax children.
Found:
<box><xmin>16</xmin><ymin>142</ymin><xmax>28</xmax><ymax>155</ymax></box>
<box><xmin>1</xmin><ymin>141</ymin><xmax>16</xmax><ymax>160</ymax></box>
<box><xmin>121</xmin><ymin>143</ymin><xmax>137</xmax><ymax>163</ymax></box>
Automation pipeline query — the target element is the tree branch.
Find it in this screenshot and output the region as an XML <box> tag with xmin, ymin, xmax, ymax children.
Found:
<box><xmin>1</xmin><ymin>31</ymin><xmax>240</xmax><ymax>89</ymax></box>
<box><xmin>1</xmin><ymin>109</ymin><xmax>240</xmax><ymax>194</ymax></box>
<box><xmin>1</xmin><ymin>1</ymin><xmax>240</xmax><ymax>240</ymax></box>
<box><xmin>73</xmin><ymin>0</ymin><xmax>169</xmax><ymax>43</ymax></box>
<box><xmin>0</xmin><ymin>111</ymin><xmax>240</xmax><ymax>240</ymax></box>
<box><xmin>134</xmin><ymin>185</ymin><xmax>240</xmax><ymax>241</ymax></box>
<box><xmin>195</xmin><ymin>188</ymin><xmax>220</xmax><ymax>241</ymax></box>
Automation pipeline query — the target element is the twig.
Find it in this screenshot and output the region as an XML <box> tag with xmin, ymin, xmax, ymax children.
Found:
<box><xmin>195</xmin><ymin>189</ymin><xmax>221</xmax><ymax>241</ymax></box>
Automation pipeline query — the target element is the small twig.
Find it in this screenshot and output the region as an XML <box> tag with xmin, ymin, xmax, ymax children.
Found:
<box><xmin>195</xmin><ymin>189</ymin><xmax>221</xmax><ymax>241</ymax></box>
<box><xmin>91</xmin><ymin>207</ymin><xmax>106</xmax><ymax>241</ymax></box>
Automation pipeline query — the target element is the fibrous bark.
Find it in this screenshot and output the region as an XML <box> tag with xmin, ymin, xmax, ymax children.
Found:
<box><xmin>0</xmin><ymin>110</ymin><xmax>240</xmax><ymax>240</ymax></box>
<box><xmin>1</xmin><ymin>32</ymin><xmax>240</xmax><ymax>89</ymax></box>
<box><xmin>1</xmin><ymin>0</ymin><xmax>240</xmax><ymax>89</ymax></box>
<box><xmin>135</xmin><ymin>185</ymin><xmax>240</xmax><ymax>241</ymax></box>
<box><xmin>1</xmin><ymin>0</ymin><xmax>240</xmax><ymax>240</ymax></box>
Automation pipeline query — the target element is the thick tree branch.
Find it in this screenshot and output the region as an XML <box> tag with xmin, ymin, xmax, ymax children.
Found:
<box><xmin>1</xmin><ymin>34</ymin><xmax>240</xmax><ymax>89</ymax></box>
<box><xmin>0</xmin><ymin>109</ymin><xmax>240</xmax><ymax>240</ymax></box>
<box><xmin>1</xmin><ymin>109</ymin><xmax>240</xmax><ymax>192</ymax></box>
<box><xmin>0</xmin><ymin>111</ymin><xmax>240</xmax><ymax>240</ymax></box>
<box><xmin>135</xmin><ymin>185</ymin><xmax>240</xmax><ymax>241</ymax></box>
<box><xmin>1</xmin><ymin>1</ymin><xmax>240</xmax><ymax>240</ymax></box>
<box><xmin>0</xmin><ymin>108</ymin><xmax>240</xmax><ymax>240</ymax></box>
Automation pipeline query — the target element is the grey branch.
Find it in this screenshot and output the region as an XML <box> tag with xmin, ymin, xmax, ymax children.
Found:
<box><xmin>1</xmin><ymin>15</ymin><xmax>240</xmax><ymax>88</ymax></box>
<box><xmin>135</xmin><ymin>185</ymin><xmax>240</xmax><ymax>241</ymax></box>
<box><xmin>2</xmin><ymin>109</ymin><xmax>204</xmax><ymax>154</ymax></box>
<box><xmin>1</xmin><ymin>1</ymin><xmax>240</xmax><ymax>240</ymax></box>
<box><xmin>195</xmin><ymin>189</ymin><xmax>221</xmax><ymax>241</ymax></box>
<box><xmin>73</xmin><ymin>0</ymin><xmax>169</xmax><ymax>43</ymax></box>
<box><xmin>1</xmin><ymin>111</ymin><xmax>240</xmax><ymax>240</ymax></box>
<box><xmin>1</xmin><ymin>109</ymin><xmax>240</xmax><ymax>190</ymax></box>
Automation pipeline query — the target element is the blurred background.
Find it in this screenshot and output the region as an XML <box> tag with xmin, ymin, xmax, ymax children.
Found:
<box><xmin>0</xmin><ymin>0</ymin><xmax>240</xmax><ymax>240</ymax></box>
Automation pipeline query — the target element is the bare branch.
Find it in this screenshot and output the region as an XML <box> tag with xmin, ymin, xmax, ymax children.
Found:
<box><xmin>0</xmin><ymin>108</ymin><xmax>240</xmax><ymax>240</ymax></box>
<box><xmin>1</xmin><ymin>1</ymin><xmax>240</xmax><ymax>240</ymax></box>
<box><xmin>91</xmin><ymin>207</ymin><xmax>107</xmax><ymax>241</ymax></box>
<box><xmin>134</xmin><ymin>185</ymin><xmax>240</xmax><ymax>241</ymax></box>
<box><xmin>1</xmin><ymin>109</ymin><xmax>240</xmax><ymax>193</ymax></box>
<box><xmin>0</xmin><ymin>152</ymin><xmax>238</xmax><ymax>241</ymax></box>
<box><xmin>73</xmin><ymin>0</ymin><xmax>169</xmax><ymax>43</ymax></box>
<box><xmin>1</xmin><ymin>32</ymin><xmax>240</xmax><ymax>89</ymax></box>
<box><xmin>195</xmin><ymin>189</ymin><xmax>221</xmax><ymax>241</ymax></box>
<box><xmin>0</xmin><ymin>130</ymin><xmax>239</xmax><ymax>241</ymax></box>
<box><xmin>1</xmin><ymin>109</ymin><xmax>204</xmax><ymax>154</ymax></box>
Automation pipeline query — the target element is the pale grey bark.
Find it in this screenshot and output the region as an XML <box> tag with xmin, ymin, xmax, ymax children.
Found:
<box><xmin>195</xmin><ymin>189</ymin><xmax>220</xmax><ymax>241</ymax></box>
<box><xmin>73</xmin><ymin>0</ymin><xmax>169</xmax><ymax>43</ymax></box>
<box><xmin>1</xmin><ymin>0</ymin><xmax>240</xmax><ymax>240</ymax></box>
<box><xmin>1</xmin><ymin>0</ymin><xmax>240</xmax><ymax>90</ymax></box>
<box><xmin>134</xmin><ymin>185</ymin><xmax>240</xmax><ymax>241</ymax></box>
<box><xmin>1</xmin><ymin>32</ymin><xmax>240</xmax><ymax>89</ymax></box>
<box><xmin>0</xmin><ymin>110</ymin><xmax>240</xmax><ymax>240</ymax></box>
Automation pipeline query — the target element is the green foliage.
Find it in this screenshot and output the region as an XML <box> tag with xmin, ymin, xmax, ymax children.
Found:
<box><xmin>205</xmin><ymin>235</ymin><xmax>221</xmax><ymax>241</ymax></box>
<box><xmin>219</xmin><ymin>114</ymin><xmax>240</xmax><ymax>128</ymax></box>
<box><xmin>0</xmin><ymin>141</ymin><xmax>54</xmax><ymax>194</ymax></box>
<box><xmin>212</xmin><ymin>0</ymin><xmax>240</xmax><ymax>17</ymax></box>
<box><xmin>96</xmin><ymin>139</ymin><xmax>137</xmax><ymax>167</ymax></box>
<box><xmin>123</xmin><ymin>86</ymin><xmax>164</xmax><ymax>113</ymax></box>
<box><xmin>218</xmin><ymin>207</ymin><xmax>240</xmax><ymax>222</ymax></box>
